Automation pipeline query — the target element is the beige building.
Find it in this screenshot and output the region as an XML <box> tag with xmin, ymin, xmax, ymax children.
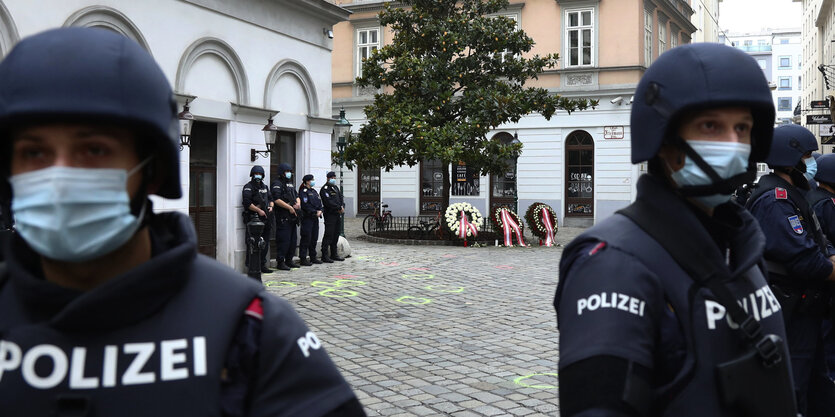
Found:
<box><xmin>691</xmin><ymin>0</ymin><xmax>721</xmax><ymax>43</ymax></box>
<box><xmin>797</xmin><ymin>0</ymin><xmax>835</xmax><ymax>150</ymax></box>
<box><xmin>330</xmin><ymin>0</ymin><xmax>696</xmax><ymax>226</ymax></box>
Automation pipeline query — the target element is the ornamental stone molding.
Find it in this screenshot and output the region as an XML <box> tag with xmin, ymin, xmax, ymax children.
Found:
<box><xmin>264</xmin><ymin>59</ymin><xmax>320</xmax><ymax>117</ymax></box>
<box><xmin>63</xmin><ymin>5</ymin><xmax>151</xmax><ymax>54</ymax></box>
<box><xmin>176</xmin><ymin>37</ymin><xmax>250</xmax><ymax>105</ymax></box>
<box><xmin>565</xmin><ymin>72</ymin><xmax>594</xmax><ymax>86</ymax></box>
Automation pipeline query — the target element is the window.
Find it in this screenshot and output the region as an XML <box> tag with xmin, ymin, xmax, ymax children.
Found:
<box><xmin>757</xmin><ymin>58</ymin><xmax>767</xmax><ymax>69</ymax></box>
<box><xmin>356</xmin><ymin>28</ymin><xmax>380</xmax><ymax>78</ymax></box>
<box><xmin>757</xmin><ymin>39</ymin><xmax>767</xmax><ymax>46</ymax></box>
<box><xmin>778</xmin><ymin>97</ymin><xmax>792</xmax><ymax>111</ymax></box>
<box><xmin>781</xmin><ymin>38</ymin><xmax>789</xmax><ymax>44</ymax></box>
<box><xmin>743</xmin><ymin>40</ymin><xmax>752</xmax><ymax>47</ymax></box>
<box><xmin>566</xmin><ymin>9</ymin><xmax>594</xmax><ymax>67</ymax></box>
<box><xmin>779</xmin><ymin>76</ymin><xmax>791</xmax><ymax>90</ymax></box>
<box><xmin>496</xmin><ymin>14</ymin><xmax>519</xmax><ymax>63</ymax></box>
<box><xmin>670</xmin><ymin>31</ymin><xmax>678</xmax><ymax>49</ymax></box>
<box><xmin>644</xmin><ymin>10</ymin><xmax>653</xmax><ymax>66</ymax></box>
<box><xmin>420</xmin><ymin>159</ymin><xmax>444</xmax><ymax>213</ymax></box>
<box><xmin>779</xmin><ymin>56</ymin><xmax>791</xmax><ymax>69</ymax></box>
<box><xmin>658</xmin><ymin>21</ymin><xmax>667</xmax><ymax>56</ymax></box>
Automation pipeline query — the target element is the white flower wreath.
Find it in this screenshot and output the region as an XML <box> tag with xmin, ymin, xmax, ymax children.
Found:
<box><xmin>525</xmin><ymin>203</ymin><xmax>558</xmax><ymax>239</ymax></box>
<box><xmin>445</xmin><ymin>202</ymin><xmax>484</xmax><ymax>238</ymax></box>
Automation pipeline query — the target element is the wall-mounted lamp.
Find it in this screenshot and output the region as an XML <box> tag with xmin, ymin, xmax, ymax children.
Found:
<box><xmin>178</xmin><ymin>100</ymin><xmax>195</xmax><ymax>150</ymax></box>
<box><xmin>324</xmin><ymin>28</ymin><xmax>334</xmax><ymax>39</ymax></box>
<box><xmin>251</xmin><ymin>115</ymin><xmax>279</xmax><ymax>162</ymax></box>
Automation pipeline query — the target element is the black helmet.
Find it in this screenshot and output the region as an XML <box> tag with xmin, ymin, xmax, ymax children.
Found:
<box><xmin>815</xmin><ymin>153</ymin><xmax>835</xmax><ymax>184</ymax></box>
<box><xmin>250</xmin><ymin>165</ymin><xmax>265</xmax><ymax>177</ymax></box>
<box><xmin>766</xmin><ymin>125</ymin><xmax>817</xmax><ymax>168</ymax></box>
<box><xmin>0</xmin><ymin>27</ymin><xmax>181</xmax><ymax>198</ymax></box>
<box><xmin>278</xmin><ymin>163</ymin><xmax>292</xmax><ymax>173</ymax></box>
<box><xmin>631</xmin><ymin>43</ymin><xmax>775</xmax><ymax>164</ymax></box>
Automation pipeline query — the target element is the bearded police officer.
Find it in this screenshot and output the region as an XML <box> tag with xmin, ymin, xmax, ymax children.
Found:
<box><xmin>242</xmin><ymin>165</ymin><xmax>273</xmax><ymax>274</ymax></box>
<box><xmin>0</xmin><ymin>28</ymin><xmax>365</xmax><ymax>417</ymax></box>
<box><xmin>747</xmin><ymin>125</ymin><xmax>835</xmax><ymax>416</ymax></box>
<box><xmin>320</xmin><ymin>171</ymin><xmax>345</xmax><ymax>263</ymax></box>
<box><xmin>555</xmin><ymin>43</ymin><xmax>796</xmax><ymax>417</ymax></box>
<box><xmin>298</xmin><ymin>174</ymin><xmax>323</xmax><ymax>266</ymax></box>
<box><xmin>271</xmin><ymin>163</ymin><xmax>300</xmax><ymax>271</ymax></box>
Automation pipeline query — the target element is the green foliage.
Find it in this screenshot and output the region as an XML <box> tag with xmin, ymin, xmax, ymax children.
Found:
<box><xmin>341</xmin><ymin>0</ymin><xmax>597</xmax><ymax>204</ymax></box>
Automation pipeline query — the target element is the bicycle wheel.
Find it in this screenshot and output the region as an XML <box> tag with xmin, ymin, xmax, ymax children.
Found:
<box><xmin>427</xmin><ymin>224</ymin><xmax>439</xmax><ymax>240</ymax></box>
<box><xmin>362</xmin><ymin>215</ymin><xmax>375</xmax><ymax>234</ymax></box>
<box><xmin>407</xmin><ymin>226</ymin><xmax>423</xmax><ymax>240</ymax></box>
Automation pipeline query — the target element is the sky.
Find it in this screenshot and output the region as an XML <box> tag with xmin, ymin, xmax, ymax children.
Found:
<box><xmin>718</xmin><ymin>0</ymin><xmax>802</xmax><ymax>33</ymax></box>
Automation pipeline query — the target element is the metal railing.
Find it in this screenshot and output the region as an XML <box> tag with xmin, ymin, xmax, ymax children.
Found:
<box><xmin>364</xmin><ymin>215</ymin><xmax>505</xmax><ymax>242</ymax></box>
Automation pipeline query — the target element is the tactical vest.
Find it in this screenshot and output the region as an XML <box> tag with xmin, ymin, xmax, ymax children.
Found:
<box><xmin>566</xmin><ymin>214</ymin><xmax>790</xmax><ymax>416</ymax></box>
<box><xmin>0</xmin><ymin>256</ymin><xmax>262</xmax><ymax>417</ymax></box>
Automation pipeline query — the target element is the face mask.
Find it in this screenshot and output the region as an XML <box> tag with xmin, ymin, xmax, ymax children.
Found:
<box><xmin>669</xmin><ymin>141</ymin><xmax>751</xmax><ymax>208</ymax></box>
<box><xmin>253</xmin><ymin>174</ymin><xmax>262</xmax><ymax>181</ymax></box>
<box><xmin>10</xmin><ymin>160</ymin><xmax>149</xmax><ymax>262</ymax></box>
<box><xmin>804</xmin><ymin>157</ymin><xmax>818</xmax><ymax>181</ymax></box>
<box><xmin>285</xmin><ymin>172</ymin><xmax>292</xmax><ymax>179</ymax></box>
<box><xmin>328</xmin><ymin>178</ymin><xmax>336</xmax><ymax>185</ymax></box>
<box><xmin>310</xmin><ymin>181</ymin><xmax>316</xmax><ymax>187</ymax></box>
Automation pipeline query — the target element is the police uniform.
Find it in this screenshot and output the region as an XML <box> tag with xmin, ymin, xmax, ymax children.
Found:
<box><xmin>241</xmin><ymin>172</ymin><xmax>272</xmax><ymax>272</ymax></box>
<box><xmin>271</xmin><ymin>165</ymin><xmax>299</xmax><ymax>269</ymax></box>
<box><xmin>746</xmin><ymin>125</ymin><xmax>835</xmax><ymax>416</ymax></box>
<box><xmin>0</xmin><ymin>212</ymin><xmax>363</xmax><ymax>416</ymax></box>
<box><xmin>556</xmin><ymin>43</ymin><xmax>796</xmax><ymax>417</ymax></box>
<box><xmin>299</xmin><ymin>176</ymin><xmax>323</xmax><ymax>264</ymax></box>
<box><xmin>320</xmin><ymin>172</ymin><xmax>344</xmax><ymax>262</ymax></box>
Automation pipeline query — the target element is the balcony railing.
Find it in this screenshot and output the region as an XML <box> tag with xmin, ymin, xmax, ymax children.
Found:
<box><xmin>737</xmin><ymin>45</ymin><xmax>772</xmax><ymax>52</ymax></box>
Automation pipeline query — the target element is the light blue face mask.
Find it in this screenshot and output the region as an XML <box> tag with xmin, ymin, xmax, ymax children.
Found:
<box><xmin>285</xmin><ymin>172</ymin><xmax>292</xmax><ymax>179</ymax></box>
<box><xmin>669</xmin><ymin>140</ymin><xmax>751</xmax><ymax>208</ymax></box>
<box><xmin>310</xmin><ymin>180</ymin><xmax>316</xmax><ymax>187</ymax></box>
<box><xmin>10</xmin><ymin>160</ymin><xmax>149</xmax><ymax>262</ymax></box>
<box><xmin>253</xmin><ymin>174</ymin><xmax>263</xmax><ymax>181</ymax></box>
<box><xmin>328</xmin><ymin>178</ymin><xmax>336</xmax><ymax>185</ymax></box>
<box><xmin>804</xmin><ymin>157</ymin><xmax>818</xmax><ymax>182</ymax></box>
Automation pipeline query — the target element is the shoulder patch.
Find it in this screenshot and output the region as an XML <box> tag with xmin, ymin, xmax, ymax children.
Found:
<box><xmin>588</xmin><ymin>242</ymin><xmax>607</xmax><ymax>256</ymax></box>
<box><xmin>831</xmin><ymin>197</ymin><xmax>835</xmax><ymax>207</ymax></box>
<box><xmin>775</xmin><ymin>188</ymin><xmax>787</xmax><ymax>199</ymax></box>
<box><xmin>788</xmin><ymin>215</ymin><xmax>804</xmax><ymax>234</ymax></box>
<box><xmin>244</xmin><ymin>297</ymin><xmax>264</xmax><ymax>320</ymax></box>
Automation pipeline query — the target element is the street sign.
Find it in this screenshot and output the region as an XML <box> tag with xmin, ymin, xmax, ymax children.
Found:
<box><xmin>820</xmin><ymin>124</ymin><xmax>835</xmax><ymax>136</ymax></box>
<box><xmin>807</xmin><ymin>114</ymin><xmax>833</xmax><ymax>124</ymax></box>
<box><xmin>812</xmin><ymin>100</ymin><xmax>830</xmax><ymax>109</ymax></box>
<box><xmin>603</xmin><ymin>126</ymin><xmax>624</xmax><ymax>139</ymax></box>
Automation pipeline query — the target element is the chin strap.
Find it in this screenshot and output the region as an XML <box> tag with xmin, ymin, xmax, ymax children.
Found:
<box><xmin>669</xmin><ymin>136</ymin><xmax>757</xmax><ymax>197</ymax></box>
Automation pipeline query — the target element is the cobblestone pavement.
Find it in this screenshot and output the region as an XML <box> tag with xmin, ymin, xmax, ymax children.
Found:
<box><xmin>262</xmin><ymin>218</ymin><xmax>586</xmax><ymax>416</ymax></box>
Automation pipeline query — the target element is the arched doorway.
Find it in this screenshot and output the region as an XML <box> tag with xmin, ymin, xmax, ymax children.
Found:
<box><xmin>565</xmin><ymin>130</ymin><xmax>594</xmax><ymax>217</ymax></box>
<box><xmin>490</xmin><ymin>132</ymin><xmax>518</xmax><ymax>213</ymax></box>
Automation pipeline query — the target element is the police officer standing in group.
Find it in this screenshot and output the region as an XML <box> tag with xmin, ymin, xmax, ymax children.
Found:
<box><xmin>271</xmin><ymin>163</ymin><xmax>301</xmax><ymax>271</ymax></box>
<box><xmin>299</xmin><ymin>174</ymin><xmax>323</xmax><ymax>266</ymax></box>
<box><xmin>555</xmin><ymin>43</ymin><xmax>797</xmax><ymax>417</ymax></box>
<box><xmin>242</xmin><ymin>165</ymin><xmax>273</xmax><ymax>274</ymax></box>
<box><xmin>0</xmin><ymin>27</ymin><xmax>365</xmax><ymax>416</ymax></box>
<box><xmin>746</xmin><ymin>124</ymin><xmax>835</xmax><ymax>416</ymax></box>
<box><xmin>808</xmin><ymin>153</ymin><xmax>835</xmax><ymax>244</ymax></box>
<box><xmin>320</xmin><ymin>171</ymin><xmax>345</xmax><ymax>263</ymax></box>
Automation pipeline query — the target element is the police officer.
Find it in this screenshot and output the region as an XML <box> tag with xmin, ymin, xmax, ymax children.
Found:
<box><xmin>320</xmin><ymin>171</ymin><xmax>345</xmax><ymax>262</ymax></box>
<box><xmin>242</xmin><ymin>165</ymin><xmax>273</xmax><ymax>274</ymax></box>
<box><xmin>0</xmin><ymin>28</ymin><xmax>365</xmax><ymax>416</ymax></box>
<box><xmin>298</xmin><ymin>174</ymin><xmax>323</xmax><ymax>266</ymax></box>
<box><xmin>746</xmin><ymin>124</ymin><xmax>835</xmax><ymax>416</ymax></box>
<box><xmin>555</xmin><ymin>43</ymin><xmax>796</xmax><ymax>417</ymax></box>
<box><xmin>808</xmin><ymin>153</ymin><xmax>835</xmax><ymax>244</ymax></box>
<box><xmin>271</xmin><ymin>163</ymin><xmax>300</xmax><ymax>271</ymax></box>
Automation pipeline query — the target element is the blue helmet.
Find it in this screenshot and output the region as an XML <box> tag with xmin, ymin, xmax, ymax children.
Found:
<box><xmin>250</xmin><ymin>165</ymin><xmax>265</xmax><ymax>177</ymax></box>
<box><xmin>278</xmin><ymin>163</ymin><xmax>292</xmax><ymax>173</ymax></box>
<box><xmin>0</xmin><ymin>27</ymin><xmax>181</xmax><ymax>198</ymax></box>
<box><xmin>766</xmin><ymin>125</ymin><xmax>818</xmax><ymax>168</ymax></box>
<box><xmin>815</xmin><ymin>153</ymin><xmax>835</xmax><ymax>184</ymax></box>
<box><xmin>631</xmin><ymin>43</ymin><xmax>775</xmax><ymax>164</ymax></box>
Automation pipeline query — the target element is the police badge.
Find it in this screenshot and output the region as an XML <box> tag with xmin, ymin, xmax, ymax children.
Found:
<box><xmin>788</xmin><ymin>215</ymin><xmax>803</xmax><ymax>234</ymax></box>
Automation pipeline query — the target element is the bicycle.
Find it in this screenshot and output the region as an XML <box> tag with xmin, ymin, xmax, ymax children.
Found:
<box><xmin>362</xmin><ymin>203</ymin><xmax>392</xmax><ymax>234</ymax></box>
<box><xmin>407</xmin><ymin>211</ymin><xmax>443</xmax><ymax>240</ymax></box>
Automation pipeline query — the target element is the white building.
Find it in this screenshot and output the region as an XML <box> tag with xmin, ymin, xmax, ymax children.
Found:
<box><xmin>692</xmin><ymin>0</ymin><xmax>721</xmax><ymax>43</ymax></box>
<box><xmin>0</xmin><ymin>0</ymin><xmax>349</xmax><ymax>271</ymax></box>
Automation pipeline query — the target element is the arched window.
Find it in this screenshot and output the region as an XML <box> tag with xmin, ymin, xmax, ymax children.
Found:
<box><xmin>565</xmin><ymin>130</ymin><xmax>594</xmax><ymax>217</ymax></box>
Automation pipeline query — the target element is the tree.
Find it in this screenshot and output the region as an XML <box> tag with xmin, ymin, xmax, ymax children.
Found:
<box><xmin>341</xmin><ymin>0</ymin><xmax>597</xmax><ymax>210</ymax></box>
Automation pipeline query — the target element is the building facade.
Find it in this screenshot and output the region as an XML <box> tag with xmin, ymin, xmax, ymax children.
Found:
<box><xmin>330</xmin><ymin>0</ymin><xmax>696</xmax><ymax>227</ymax></box>
<box><xmin>691</xmin><ymin>0</ymin><xmax>720</xmax><ymax>43</ymax></box>
<box><xmin>798</xmin><ymin>0</ymin><xmax>835</xmax><ymax>151</ymax></box>
<box><xmin>0</xmin><ymin>0</ymin><xmax>349</xmax><ymax>270</ymax></box>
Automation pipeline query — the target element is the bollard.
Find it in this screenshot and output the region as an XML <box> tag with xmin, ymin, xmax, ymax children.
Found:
<box><xmin>246</xmin><ymin>219</ymin><xmax>265</xmax><ymax>281</ymax></box>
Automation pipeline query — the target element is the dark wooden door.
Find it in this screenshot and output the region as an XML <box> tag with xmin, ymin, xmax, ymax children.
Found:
<box><xmin>357</xmin><ymin>166</ymin><xmax>381</xmax><ymax>214</ymax></box>
<box><xmin>565</xmin><ymin>130</ymin><xmax>594</xmax><ymax>217</ymax></box>
<box><xmin>188</xmin><ymin>122</ymin><xmax>217</xmax><ymax>258</ymax></box>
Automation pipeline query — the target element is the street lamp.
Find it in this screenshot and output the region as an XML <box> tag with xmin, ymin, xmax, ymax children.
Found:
<box><xmin>178</xmin><ymin>100</ymin><xmax>195</xmax><ymax>150</ymax></box>
<box><xmin>510</xmin><ymin>132</ymin><xmax>521</xmax><ymax>214</ymax></box>
<box><xmin>334</xmin><ymin>107</ymin><xmax>352</xmax><ymax>237</ymax></box>
<box><xmin>251</xmin><ymin>116</ymin><xmax>278</xmax><ymax>162</ymax></box>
